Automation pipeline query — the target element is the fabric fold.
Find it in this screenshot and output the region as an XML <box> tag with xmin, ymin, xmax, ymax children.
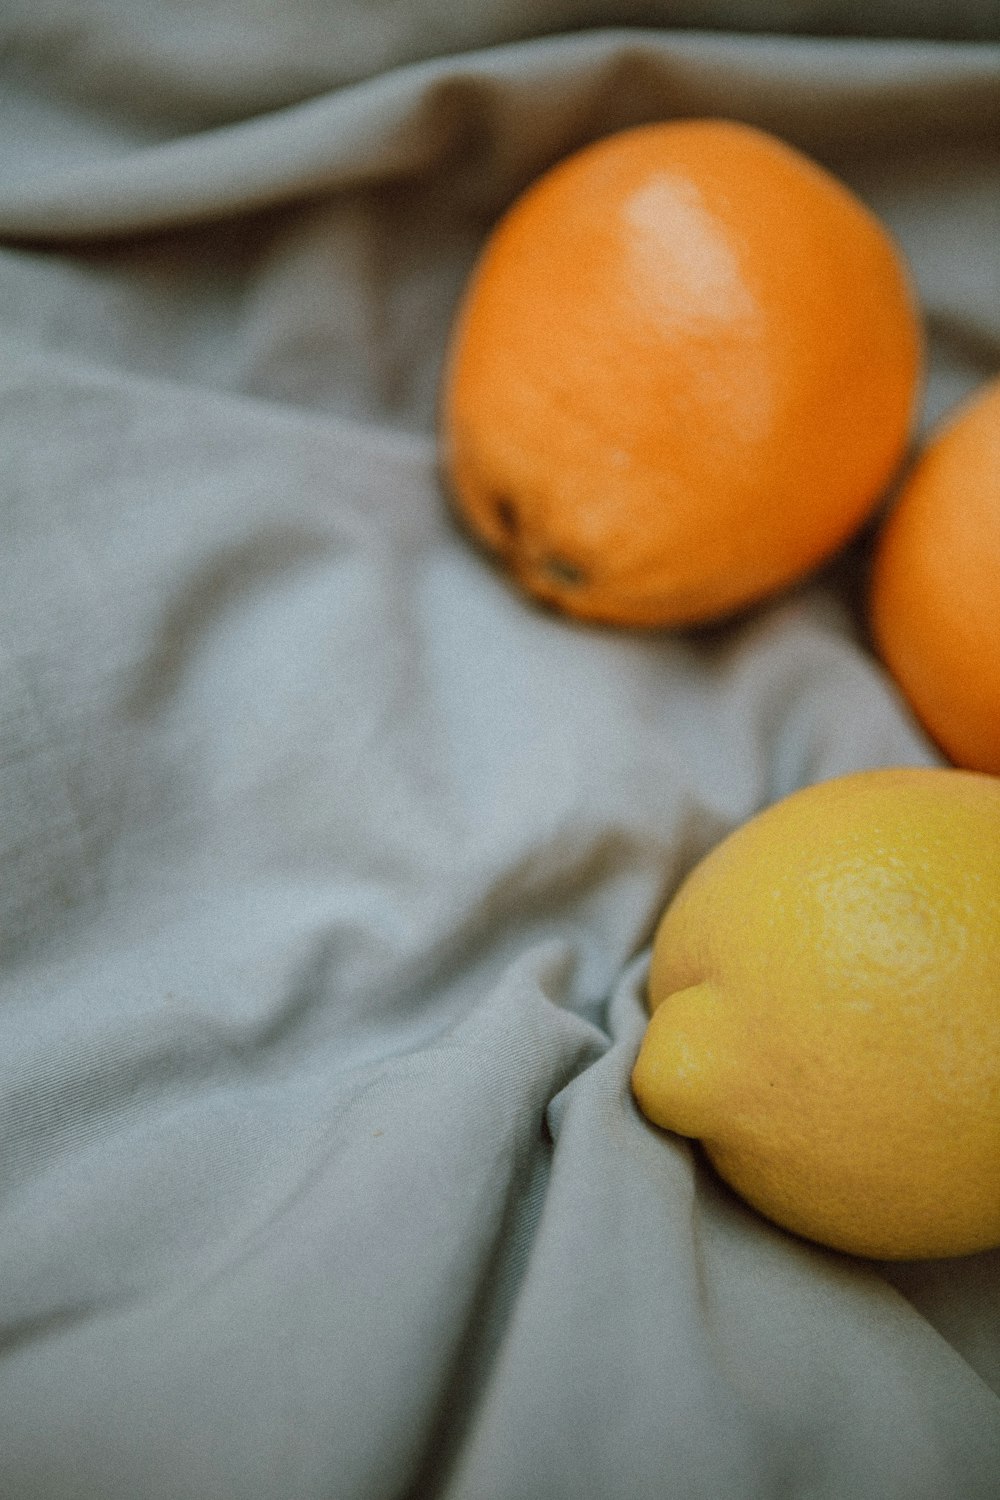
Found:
<box><xmin>1</xmin><ymin>30</ymin><xmax>997</xmax><ymax>238</ymax></box>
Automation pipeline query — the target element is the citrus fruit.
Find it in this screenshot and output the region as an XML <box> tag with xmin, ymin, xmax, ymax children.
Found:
<box><xmin>439</xmin><ymin>117</ymin><xmax>923</xmax><ymax>627</ymax></box>
<box><xmin>869</xmin><ymin>375</ymin><xmax>1000</xmax><ymax>775</ymax></box>
<box><xmin>631</xmin><ymin>767</ymin><xmax>1000</xmax><ymax>1260</ymax></box>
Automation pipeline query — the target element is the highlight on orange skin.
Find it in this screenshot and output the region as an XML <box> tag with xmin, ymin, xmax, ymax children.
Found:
<box><xmin>440</xmin><ymin>117</ymin><xmax>923</xmax><ymax>628</ymax></box>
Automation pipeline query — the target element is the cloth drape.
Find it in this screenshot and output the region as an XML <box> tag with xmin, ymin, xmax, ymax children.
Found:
<box><xmin>1</xmin><ymin>6</ymin><xmax>998</xmax><ymax>1497</ymax></box>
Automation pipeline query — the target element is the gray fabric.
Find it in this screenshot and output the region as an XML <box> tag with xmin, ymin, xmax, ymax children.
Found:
<box><xmin>2</xmin><ymin>7</ymin><xmax>999</xmax><ymax>1498</ymax></box>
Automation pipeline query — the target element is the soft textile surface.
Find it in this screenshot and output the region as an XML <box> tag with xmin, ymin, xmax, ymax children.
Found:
<box><xmin>2</xmin><ymin>5</ymin><xmax>999</xmax><ymax>1497</ymax></box>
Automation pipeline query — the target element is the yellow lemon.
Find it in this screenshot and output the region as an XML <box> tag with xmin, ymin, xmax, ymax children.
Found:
<box><xmin>631</xmin><ymin>767</ymin><xmax>1000</xmax><ymax>1259</ymax></box>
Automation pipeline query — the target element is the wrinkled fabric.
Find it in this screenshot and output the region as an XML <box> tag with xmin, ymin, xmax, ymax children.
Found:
<box><xmin>1</xmin><ymin>5</ymin><xmax>999</xmax><ymax>1498</ymax></box>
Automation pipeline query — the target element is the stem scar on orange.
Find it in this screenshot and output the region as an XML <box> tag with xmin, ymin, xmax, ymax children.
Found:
<box><xmin>439</xmin><ymin>118</ymin><xmax>924</xmax><ymax>628</ymax></box>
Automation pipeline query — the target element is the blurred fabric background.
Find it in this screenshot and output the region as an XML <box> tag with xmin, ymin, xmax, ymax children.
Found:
<box><xmin>1</xmin><ymin>5</ymin><xmax>998</xmax><ymax>1498</ymax></box>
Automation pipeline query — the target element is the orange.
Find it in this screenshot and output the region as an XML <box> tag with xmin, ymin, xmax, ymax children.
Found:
<box><xmin>869</xmin><ymin>375</ymin><xmax>1000</xmax><ymax>774</ymax></box>
<box><xmin>439</xmin><ymin>118</ymin><xmax>923</xmax><ymax>627</ymax></box>
<box><xmin>631</xmin><ymin>767</ymin><xmax>1000</xmax><ymax>1260</ymax></box>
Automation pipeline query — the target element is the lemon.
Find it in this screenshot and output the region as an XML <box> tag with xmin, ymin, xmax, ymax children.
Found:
<box><xmin>631</xmin><ymin>768</ymin><xmax>1000</xmax><ymax>1260</ymax></box>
